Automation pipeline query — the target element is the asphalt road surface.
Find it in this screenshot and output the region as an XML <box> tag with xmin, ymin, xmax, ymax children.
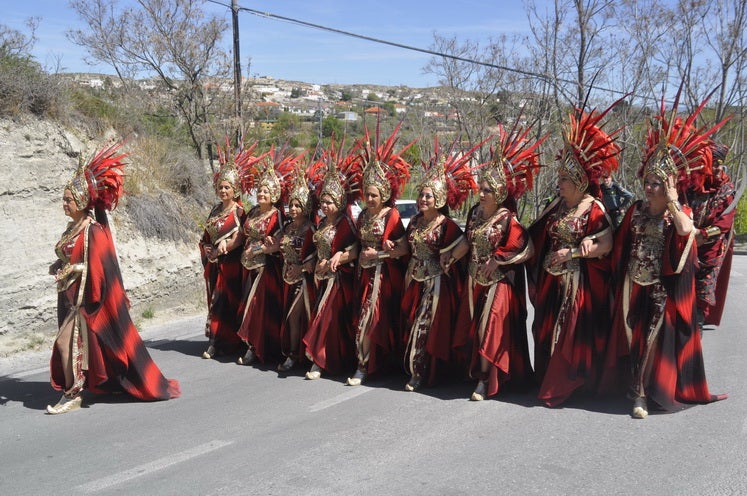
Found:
<box><xmin>2</xmin><ymin>256</ymin><xmax>746</xmax><ymax>495</ymax></box>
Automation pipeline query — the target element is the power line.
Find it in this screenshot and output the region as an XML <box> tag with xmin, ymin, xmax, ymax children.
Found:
<box><xmin>205</xmin><ymin>0</ymin><xmax>633</xmax><ymax>100</ymax></box>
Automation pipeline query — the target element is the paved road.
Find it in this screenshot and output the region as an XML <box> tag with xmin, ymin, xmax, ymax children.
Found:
<box><xmin>2</xmin><ymin>257</ymin><xmax>746</xmax><ymax>495</ymax></box>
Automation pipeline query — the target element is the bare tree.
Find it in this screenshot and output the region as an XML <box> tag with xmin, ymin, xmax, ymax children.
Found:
<box><xmin>0</xmin><ymin>18</ymin><xmax>39</xmax><ymax>58</ymax></box>
<box><xmin>68</xmin><ymin>0</ymin><xmax>230</xmax><ymax>158</ymax></box>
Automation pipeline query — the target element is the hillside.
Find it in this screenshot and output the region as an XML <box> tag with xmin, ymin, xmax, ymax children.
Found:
<box><xmin>0</xmin><ymin>116</ymin><xmax>205</xmax><ymax>357</ymax></box>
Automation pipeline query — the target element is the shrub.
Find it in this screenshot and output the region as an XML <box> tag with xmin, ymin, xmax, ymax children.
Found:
<box><xmin>0</xmin><ymin>54</ymin><xmax>61</xmax><ymax>117</ymax></box>
<box><xmin>733</xmin><ymin>190</ymin><xmax>747</xmax><ymax>238</ymax></box>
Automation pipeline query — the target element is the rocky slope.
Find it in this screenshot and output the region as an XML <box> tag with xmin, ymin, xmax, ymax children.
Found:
<box><xmin>0</xmin><ymin>116</ymin><xmax>205</xmax><ymax>356</ymax></box>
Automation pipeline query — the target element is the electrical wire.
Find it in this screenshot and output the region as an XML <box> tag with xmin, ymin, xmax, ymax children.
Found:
<box><xmin>205</xmin><ymin>0</ymin><xmax>635</xmax><ymax>100</ymax></box>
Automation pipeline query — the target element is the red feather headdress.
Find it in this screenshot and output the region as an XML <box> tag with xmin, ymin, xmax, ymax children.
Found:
<box><xmin>67</xmin><ymin>140</ymin><xmax>127</xmax><ymax>211</ymax></box>
<box><xmin>486</xmin><ymin>124</ymin><xmax>547</xmax><ymax>204</ymax></box>
<box><xmin>557</xmin><ymin>100</ymin><xmax>623</xmax><ymax>197</ymax></box>
<box><xmin>640</xmin><ymin>92</ymin><xmax>731</xmax><ymax>192</ymax></box>
<box><xmin>356</xmin><ymin>123</ymin><xmax>414</xmax><ymax>203</ymax></box>
<box><xmin>418</xmin><ymin>136</ymin><xmax>485</xmax><ymax>210</ymax></box>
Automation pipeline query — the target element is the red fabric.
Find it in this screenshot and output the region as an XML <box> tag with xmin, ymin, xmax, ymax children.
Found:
<box><xmin>453</xmin><ymin>206</ymin><xmax>534</xmax><ymax>398</ymax></box>
<box><xmin>237</xmin><ymin>207</ymin><xmax>284</xmax><ymax>363</ymax></box>
<box><xmin>606</xmin><ymin>201</ymin><xmax>726</xmax><ymax>409</ymax></box>
<box><xmin>400</xmin><ymin>214</ymin><xmax>464</xmax><ymax>385</ymax></box>
<box><xmin>200</xmin><ymin>204</ymin><xmax>244</xmax><ymax>354</ymax></box>
<box><xmin>279</xmin><ymin>221</ymin><xmax>317</xmax><ymax>360</ymax></box>
<box><xmin>527</xmin><ymin>199</ymin><xmax>612</xmax><ymax>406</ymax></box>
<box><xmin>354</xmin><ymin>207</ymin><xmax>406</xmax><ymax>374</ymax></box>
<box><xmin>687</xmin><ymin>179</ymin><xmax>736</xmax><ymax>325</ymax></box>
<box><xmin>50</xmin><ymin>223</ymin><xmax>179</xmax><ymax>400</ymax></box>
<box><xmin>303</xmin><ymin>214</ymin><xmax>358</xmax><ymax>374</ymax></box>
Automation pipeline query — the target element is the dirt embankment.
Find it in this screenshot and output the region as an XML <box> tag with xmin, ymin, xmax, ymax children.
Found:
<box><xmin>0</xmin><ymin>116</ymin><xmax>205</xmax><ymax>357</ymax></box>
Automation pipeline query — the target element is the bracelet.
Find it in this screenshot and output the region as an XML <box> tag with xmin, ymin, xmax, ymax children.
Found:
<box><xmin>704</xmin><ymin>226</ymin><xmax>720</xmax><ymax>238</ymax></box>
<box><xmin>571</xmin><ymin>248</ymin><xmax>581</xmax><ymax>259</ymax></box>
<box><xmin>251</xmin><ymin>245</ymin><xmax>264</xmax><ymax>255</ymax></box>
<box><xmin>667</xmin><ymin>200</ymin><xmax>682</xmax><ymax>215</ymax></box>
<box><xmin>377</xmin><ymin>250</ymin><xmax>391</xmax><ymax>259</ymax></box>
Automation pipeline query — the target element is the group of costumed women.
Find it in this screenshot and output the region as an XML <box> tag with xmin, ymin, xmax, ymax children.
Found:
<box><xmin>46</xmin><ymin>90</ymin><xmax>730</xmax><ymax>420</ymax></box>
<box><xmin>198</xmin><ymin>94</ymin><xmax>730</xmax><ymax>419</ymax></box>
<box><xmin>198</xmin><ymin>95</ymin><xmax>733</xmax><ymax>419</ymax></box>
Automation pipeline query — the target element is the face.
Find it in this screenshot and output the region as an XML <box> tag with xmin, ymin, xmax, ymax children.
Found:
<box><xmin>364</xmin><ymin>186</ymin><xmax>382</xmax><ymax>211</ymax></box>
<box><xmin>217</xmin><ymin>180</ymin><xmax>235</xmax><ymax>202</ymax></box>
<box><xmin>557</xmin><ymin>172</ymin><xmax>579</xmax><ymax>199</ymax></box>
<box><xmin>417</xmin><ymin>187</ymin><xmax>436</xmax><ymax>213</ymax></box>
<box><xmin>713</xmin><ymin>159</ymin><xmax>725</xmax><ymax>178</ymax></box>
<box><xmin>288</xmin><ymin>199</ymin><xmax>303</xmax><ymax>220</ymax></box>
<box><xmin>602</xmin><ymin>175</ymin><xmax>612</xmax><ymax>187</ymax></box>
<box><xmin>257</xmin><ymin>186</ymin><xmax>272</xmax><ymax>207</ymax></box>
<box><xmin>319</xmin><ymin>194</ymin><xmax>338</xmax><ymax>218</ymax></box>
<box><xmin>478</xmin><ymin>181</ymin><xmax>498</xmax><ymax>210</ymax></box>
<box><xmin>643</xmin><ymin>174</ymin><xmax>666</xmax><ymax>204</ymax></box>
<box><xmin>62</xmin><ymin>189</ymin><xmax>81</xmax><ymax>219</ymax></box>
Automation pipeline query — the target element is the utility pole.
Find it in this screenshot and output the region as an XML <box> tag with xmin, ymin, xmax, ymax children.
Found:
<box><xmin>231</xmin><ymin>0</ymin><xmax>242</xmax><ymax>144</ymax></box>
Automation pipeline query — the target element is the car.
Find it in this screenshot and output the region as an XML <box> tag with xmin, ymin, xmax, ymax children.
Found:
<box><xmin>395</xmin><ymin>199</ymin><xmax>418</xmax><ymax>228</ymax></box>
<box><xmin>348</xmin><ymin>201</ymin><xmax>362</xmax><ymax>221</ymax></box>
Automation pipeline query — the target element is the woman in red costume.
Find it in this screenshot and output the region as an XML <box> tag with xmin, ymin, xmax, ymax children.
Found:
<box><xmin>390</xmin><ymin>138</ymin><xmax>478</xmax><ymax>391</ymax></box>
<box><xmin>236</xmin><ymin>149</ymin><xmax>290</xmax><ymax>366</ymax></box>
<box><xmin>275</xmin><ymin>163</ymin><xmax>317</xmax><ymax>372</ymax></box>
<box><xmin>346</xmin><ymin>127</ymin><xmax>412</xmax><ymax>386</ymax></box>
<box><xmin>527</xmin><ymin>104</ymin><xmax>621</xmax><ymax>407</ymax></box>
<box><xmin>199</xmin><ymin>142</ymin><xmax>245</xmax><ymax>359</ymax></box>
<box><xmin>303</xmin><ymin>145</ymin><xmax>359</xmax><ymax>380</ymax></box>
<box><xmin>685</xmin><ymin>142</ymin><xmax>736</xmax><ymax>331</ymax></box>
<box><xmin>606</xmin><ymin>99</ymin><xmax>728</xmax><ymax>418</ymax></box>
<box><xmin>453</xmin><ymin>126</ymin><xmax>543</xmax><ymax>401</ymax></box>
<box><xmin>47</xmin><ymin>142</ymin><xmax>179</xmax><ymax>415</ymax></box>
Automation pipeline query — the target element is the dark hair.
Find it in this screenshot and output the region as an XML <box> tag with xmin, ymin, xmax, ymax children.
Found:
<box><xmin>712</xmin><ymin>143</ymin><xmax>729</xmax><ymax>163</ymax></box>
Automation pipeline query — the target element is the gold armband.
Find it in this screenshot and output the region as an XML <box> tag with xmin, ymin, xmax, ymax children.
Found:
<box><xmin>704</xmin><ymin>226</ymin><xmax>721</xmax><ymax>238</ymax></box>
<box><xmin>667</xmin><ymin>200</ymin><xmax>682</xmax><ymax>215</ymax></box>
<box><xmin>377</xmin><ymin>250</ymin><xmax>391</xmax><ymax>259</ymax></box>
<box><xmin>571</xmin><ymin>248</ymin><xmax>581</xmax><ymax>259</ymax></box>
<box><xmin>251</xmin><ymin>245</ymin><xmax>264</xmax><ymax>255</ymax></box>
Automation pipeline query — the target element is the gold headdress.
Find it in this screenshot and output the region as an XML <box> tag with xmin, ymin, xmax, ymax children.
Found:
<box><xmin>557</xmin><ymin>101</ymin><xmax>623</xmax><ymax>196</ymax></box>
<box><xmin>213</xmin><ymin>137</ymin><xmax>247</xmax><ymax>199</ymax></box>
<box><xmin>308</xmin><ymin>137</ymin><xmax>358</xmax><ymax>209</ymax></box>
<box><xmin>357</xmin><ymin>123</ymin><xmax>413</xmax><ymax>204</ymax></box>
<box><xmin>66</xmin><ymin>141</ymin><xmax>127</xmax><ymax>211</ymax></box>
<box><xmin>252</xmin><ymin>145</ymin><xmax>301</xmax><ymax>204</ymax></box>
<box><xmin>485</xmin><ymin>124</ymin><xmax>546</xmax><ymax>205</ymax></box>
<box><xmin>286</xmin><ymin>161</ymin><xmax>313</xmax><ymax>215</ymax></box>
<box><xmin>419</xmin><ymin>136</ymin><xmax>485</xmax><ymax>210</ymax></box>
<box><xmin>640</xmin><ymin>93</ymin><xmax>731</xmax><ymax>191</ymax></box>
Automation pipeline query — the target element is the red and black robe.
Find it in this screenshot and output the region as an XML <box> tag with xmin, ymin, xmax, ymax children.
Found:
<box><xmin>454</xmin><ymin>204</ymin><xmax>535</xmax><ymax>398</ymax></box>
<box><xmin>527</xmin><ymin>197</ymin><xmax>613</xmax><ymax>406</ymax></box>
<box><xmin>605</xmin><ymin>201</ymin><xmax>726</xmax><ymax>409</ymax></box>
<box><xmin>51</xmin><ymin>220</ymin><xmax>179</xmax><ymax>401</ymax></box>
<box><xmin>303</xmin><ymin>213</ymin><xmax>358</xmax><ymax>375</ymax></box>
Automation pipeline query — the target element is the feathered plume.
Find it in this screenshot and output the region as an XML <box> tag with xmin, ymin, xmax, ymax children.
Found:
<box><xmin>419</xmin><ymin>136</ymin><xmax>486</xmax><ymax>210</ymax></box>
<box><xmin>80</xmin><ymin>140</ymin><xmax>128</xmax><ymax>211</ymax></box>
<box><xmin>493</xmin><ymin>124</ymin><xmax>547</xmax><ymax>201</ymax></box>
<box><xmin>641</xmin><ymin>90</ymin><xmax>732</xmax><ymax>192</ymax></box>
<box><xmin>558</xmin><ymin>97</ymin><xmax>625</xmax><ymax>197</ymax></box>
<box><xmin>356</xmin><ymin>122</ymin><xmax>414</xmax><ymax>203</ymax></box>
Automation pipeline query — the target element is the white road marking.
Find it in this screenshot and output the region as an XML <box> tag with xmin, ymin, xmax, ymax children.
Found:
<box><xmin>76</xmin><ymin>440</ymin><xmax>233</xmax><ymax>493</ymax></box>
<box><xmin>309</xmin><ymin>387</ymin><xmax>371</xmax><ymax>412</ymax></box>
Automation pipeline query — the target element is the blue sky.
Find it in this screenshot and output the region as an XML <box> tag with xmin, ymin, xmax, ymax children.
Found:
<box><xmin>3</xmin><ymin>0</ymin><xmax>533</xmax><ymax>87</ymax></box>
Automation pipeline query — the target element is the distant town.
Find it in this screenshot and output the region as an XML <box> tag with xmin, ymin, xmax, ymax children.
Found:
<box><xmin>61</xmin><ymin>72</ymin><xmax>512</xmax><ymax>136</ymax></box>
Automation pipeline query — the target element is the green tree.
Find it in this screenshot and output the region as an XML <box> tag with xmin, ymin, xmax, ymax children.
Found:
<box><xmin>322</xmin><ymin>115</ymin><xmax>344</xmax><ymax>138</ymax></box>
